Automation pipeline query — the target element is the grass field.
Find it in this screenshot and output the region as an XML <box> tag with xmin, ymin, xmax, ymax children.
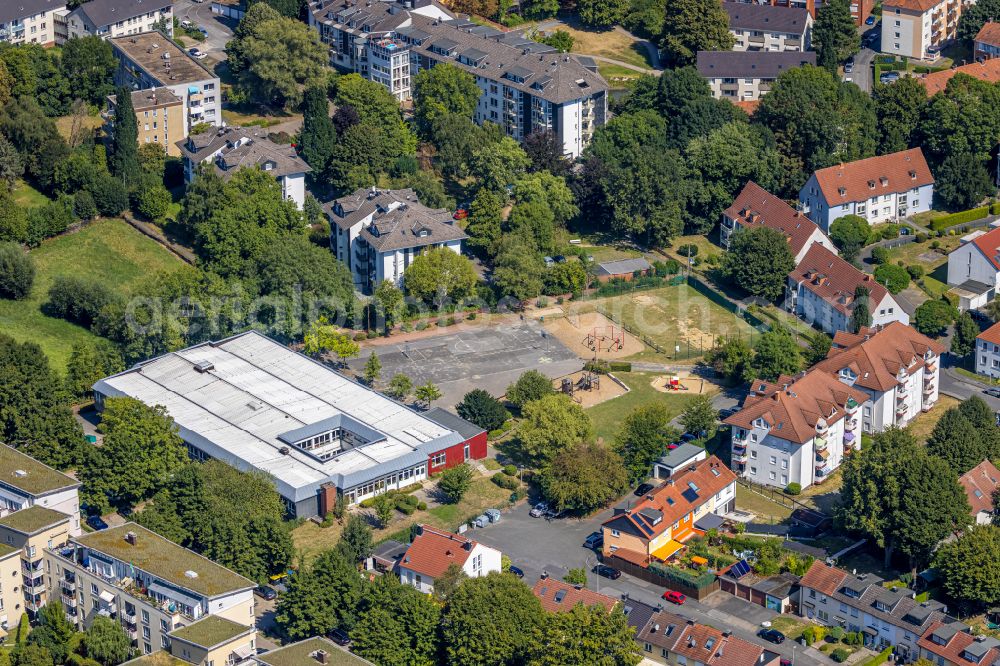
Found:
<box><xmin>906</xmin><ymin>394</ymin><xmax>959</xmax><ymax>443</ymax></box>
<box><xmin>585</xmin><ymin>371</ymin><xmax>709</xmax><ymax>444</ymax></box>
<box><xmin>579</xmin><ymin>285</ymin><xmax>760</xmax><ymax>363</ymax></box>
<box><xmin>558</xmin><ymin>25</ymin><xmax>653</xmax><ymax>70</ymax></box>
<box><xmin>0</xmin><ymin>219</ymin><xmax>190</xmax><ymax>371</ymax></box>
<box><xmin>598</xmin><ymin>63</ymin><xmax>644</xmax><ymax>86</ymax></box>
<box><xmin>12</xmin><ymin>180</ymin><xmax>50</xmax><ymax>208</ymax></box>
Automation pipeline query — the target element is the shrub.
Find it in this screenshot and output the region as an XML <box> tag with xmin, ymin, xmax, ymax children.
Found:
<box><xmin>829</xmin><ymin>626</ymin><xmax>845</xmax><ymax>641</ymax></box>
<box><xmin>873</xmin><ymin>263</ymin><xmax>910</xmax><ymax>294</ymax></box>
<box><xmin>784</xmin><ymin>482</ymin><xmax>802</xmax><ymax>495</ymax></box>
<box><xmin>609</xmin><ymin>361</ymin><xmax>632</xmax><ymax>372</ymax></box>
<box><xmin>0</xmin><ymin>242</ymin><xmax>35</xmax><ymax>300</ymax></box>
<box><xmin>584</xmin><ymin>359</ymin><xmax>610</xmax><ymax>374</ymax></box>
<box><xmin>89</xmin><ymin>173</ymin><xmax>129</xmax><ymax>217</ymax></box>
<box><xmin>832</xmin><ymin>648</ymin><xmax>851</xmax><ymax>663</ymax></box>
<box><xmin>678</xmin><ymin>244</ymin><xmax>699</xmax><ymax>257</ymax></box>
<box><xmin>417</xmin><ymin>501</ymin><xmax>427</xmax><ymax>510</ymax></box>
<box><xmin>537</xmin><ymin>296</ymin><xmax>549</xmax><ymax>308</ymax></box>
<box><xmin>74</xmin><ymin>190</ymin><xmax>98</xmax><ymax>220</ymax></box>
<box><xmin>492</xmin><ymin>474</ymin><xmax>519</xmax><ymax>490</ymax></box>
<box><xmin>929</xmin><ymin>205</ymin><xmax>990</xmax><ymax>231</ymax></box>
<box><xmin>907</xmin><ymin>264</ymin><xmax>924</xmax><ymax>279</ymax></box>
<box><xmin>133</xmin><ymin>181</ymin><xmax>171</xmax><ymax>220</ymax></box>
<box><xmin>502</xmin><ymin>464</ymin><xmax>517</xmax><ymax>477</ymax></box>
<box><xmin>916</xmin><ymin>232</ymin><xmax>928</xmax><ymax>243</ymax></box>
<box><xmin>803</xmin><ymin>626</ymin><xmax>827</xmax><ymax>644</ymax></box>
<box><xmin>46</xmin><ymin>276</ymin><xmax>118</xmax><ymax>329</ymax></box>
<box><xmin>870</xmin><ymin>246</ymin><xmax>890</xmax><ymax>264</ymax></box>
<box><xmin>396</xmin><ymin>502</ymin><xmax>416</xmax><ymax>515</ymax></box>
<box><xmin>992</xmin><ymin>202</ymin><xmax>1000</xmax><ymax>216</ymax></box>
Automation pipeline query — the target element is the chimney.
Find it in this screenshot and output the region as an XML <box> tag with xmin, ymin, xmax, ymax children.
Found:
<box><xmin>313</xmin><ymin>650</ymin><xmax>329</xmax><ymax>664</ymax></box>
<box><xmin>125</xmin><ymin>531</ymin><xmax>138</xmax><ymax>546</ymax></box>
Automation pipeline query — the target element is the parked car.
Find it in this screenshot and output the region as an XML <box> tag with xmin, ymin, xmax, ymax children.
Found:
<box><xmin>254</xmin><ymin>586</ymin><xmax>277</xmax><ymax>601</ymax></box>
<box><xmin>188</xmin><ymin>48</ymin><xmax>207</xmax><ymax>59</ymax></box>
<box><xmin>508</xmin><ymin>566</ymin><xmax>524</xmax><ymax>578</ymax></box>
<box><xmin>662</xmin><ymin>590</ymin><xmax>687</xmax><ymax>605</ymax></box>
<box><xmin>880</xmin><ymin>72</ymin><xmax>900</xmax><ymax>84</ymax></box>
<box><xmin>758</xmin><ymin>629</ymin><xmax>786</xmax><ymax>644</ymax></box>
<box><xmin>865</xmin><ymin>15</ymin><xmax>876</xmax><ymax>24</ymax></box>
<box><xmin>592</xmin><ymin>565</ymin><xmax>621</xmax><ymax>580</ymax></box>
<box><xmin>180</xmin><ymin>19</ymin><xmax>194</xmax><ymax>28</ymax></box>
<box><xmin>634</xmin><ymin>483</ymin><xmax>654</xmax><ymax>497</ymax></box>
<box><xmin>680</xmin><ymin>433</ymin><xmax>697</xmax><ymax>442</ymax></box>
<box><xmin>328</xmin><ymin>628</ymin><xmax>350</xmax><ymax>646</ymax></box>
<box><xmin>983</xmin><ymin>388</ymin><xmax>1000</xmax><ymax>398</ymax></box>
<box><xmin>844</xmin><ymin>60</ymin><xmax>854</xmax><ymax>73</ymax></box>
<box><xmin>529</xmin><ymin>502</ymin><xmax>549</xmax><ymax>518</ymax></box>
<box><xmin>543</xmin><ymin>508</ymin><xmax>564</xmax><ymax>520</ymax></box>
<box><xmin>583</xmin><ymin>532</ymin><xmax>604</xmax><ymax>550</ymax></box>
<box><xmin>718</xmin><ymin>407</ymin><xmax>738</xmax><ymax>419</ymax></box>
<box><xmin>453</xmin><ymin>208</ymin><xmax>468</xmax><ymax>220</ymax></box>
<box><xmin>86</xmin><ymin>514</ymin><xmax>108</xmax><ymax>531</ymax></box>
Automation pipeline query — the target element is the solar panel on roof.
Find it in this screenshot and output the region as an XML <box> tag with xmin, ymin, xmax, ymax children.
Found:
<box><xmin>730</xmin><ymin>559</ymin><xmax>752</xmax><ymax>578</ymax></box>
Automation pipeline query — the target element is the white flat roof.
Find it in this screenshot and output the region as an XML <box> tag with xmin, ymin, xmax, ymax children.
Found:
<box><xmin>94</xmin><ymin>331</ymin><xmax>461</xmax><ymax>502</ymax></box>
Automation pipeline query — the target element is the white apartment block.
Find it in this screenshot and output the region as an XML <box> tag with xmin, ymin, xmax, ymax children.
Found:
<box><xmin>47</xmin><ymin>524</ymin><xmax>255</xmax><ymax>657</ymax></box>
<box><xmin>110</xmin><ymin>32</ymin><xmax>221</xmax><ymax>135</ymax></box>
<box><xmin>398</xmin><ymin>525</ymin><xmax>501</xmax><ymax>594</ymax></box>
<box><xmin>947</xmin><ymin>225</ymin><xmax>1000</xmax><ymax>311</ymax></box>
<box><xmin>798</xmin><ymin>148</ymin><xmax>934</xmax><ymax>232</ymax></box>
<box><xmin>788</xmin><ymin>243</ymin><xmax>908</xmax><ymax>335</ymax></box>
<box><xmin>0</xmin><ymin>445</ymin><xmax>81</xmax><ymax>535</ymax></box>
<box><xmin>696</xmin><ymin>50</ymin><xmax>816</xmax><ymax>101</ymax></box>
<box><xmin>724</xmin><ymin>3</ymin><xmax>812</xmax><ymax>51</ymax></box>
<box><xmin>308</xmin><ymin>0</ymin><xmax>608</xmax><ymax>157</ymax></box>
<box><xmin>326</xmin><ymin>187</ymin><xmax>466</xmax><ymax>293</ymax></box>
<box><xmin>975</xmin><ymin>323</ymin><xmax>1000</xmax><ymax>379</ymax></box>
<box><xmin>0</xmin><ymin>0</ymin><xmax>68</xmax><ymax>47</ymax></box>
<box><xmin>68</xmin><ymin>0</ymin><xmax>173</xmax><ymax>40</ymax></box>
<box><xmin>881</xmin><ymin>0</ymin><xmax>963</xmax><ymax>60</ymax></box>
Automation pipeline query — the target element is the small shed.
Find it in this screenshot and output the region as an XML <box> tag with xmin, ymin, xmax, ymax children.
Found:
<box><xmin>594</xmin><ymin>258</ymin><xmax>652</xmax><ymax>282</ymax></box>
<box><xmin>367</xmin><ymin>539</ymin><xmax>408</xmax><ymax>574</ymax></box>
<box><xmin>654</xmin><ymin>443</ymin><xmax>707</xmax><ymax>479</ymax></box>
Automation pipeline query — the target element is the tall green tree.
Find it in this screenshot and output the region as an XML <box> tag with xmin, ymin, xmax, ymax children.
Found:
<box><xmin>442</xmin><ymin>573</ymin><xmax>545</xmax><ymax>666</ymax></box>
<box><xmin>615</xmin><ymin>403</ymin><xmax>678</xmax><ymax>482</ymax></box>
<box><xmin>351</xmin><ymin>576</ymin><xmax>440</xmax><ymax>665</ymax></box>
<box><xmin>514</xmin><ymin>395</ymin><xmax>593</xmax><ymax>465</ymax></box>
<box><xmin>0</xmin><ymin>242</ymin><xmax>34</xmax><ymax>300</ymax></box>
<box><xmin>893</xmin><ymin>452</ymin><xmax>971</xmax><ymax>570</ymax></box>
<box><xmin>457</xmin><ymin>389</ymin><xmax>509</xmax><ymax>432</ymax></box>
<box><xmin>65</xmin><ymin>340</ymin><xmax>125</xmax><ymax>400</ymax></box>
<box><xmin>958</xmin><ymin>0</ymin><xmax>1000</xmax><ymax>43</ymax></box>
<box><xmin>914</xmin><ymin>299</ymin><xmax>957</xmax><ymax>337</ymax></box>
<box><xmin>413</xmin><ymin>63</ymin><xmax>481</xmax><ymax>134</ymax></box>
<box><xmin>873</xmin><ymin>77</ymin><xmax>927</xmax><ymax>154</ymax></box>
<box><xmin>539</xmin><ymin>442</ymin><xmax>630</xmax><ymax>513</ymax></box>
<box><xmin>851</xmin><ymin>285</ymin><xmax>873</xmax><ymax>333</ymax></box>
<box><xmin>813</xmin><ymin>0</ymin><xmax>860</xmax><ymax>72</ymax></box>
<box><xmin>470</xmin><ymin>136</ymin><xmax>531</xmax><ymax>194</ymax></box>
<box><xmin>927</xmin><ymin>407</ymin><xmax>990</xmax><ymax>474</ymax></box>
<box><xmin>707</xmin><ymin>337</ymin><xmax>753</xmax><ymax>383</ymax></box>
<box><xmin>829</xmin><ymin>215</ymin><xmax>870</xmax><ymax>264</ymax></box>
<box><xmin>506</xmin><ymin>370</ymin><xmax>553</xmax><ymax>408</ymax></box>
<box><xmin>530</xmin><ymin>603</ymin><xmax>641</xmax><ymax>666</ymax></box>
<box><xmin>934</xmin><ymin>151</ymin><xmax>993</xmax><ymax>211</ymax></box>
<box><xmin>679</xmin><ymin>394</ymin><xmax>718</xmax><ymax>439</ymax></box>
<box><xmin>492</xmin><ymin>237</ymin><xmax>545</xmax><ymax>303</ymax></box>
<box><xmin>661</xmin><ymin>0</ymin><xmax>735</xmax><ymax>65</ymax></box>
<box><xmin>438</xmin><ymin>463</ymin><xmax>474</xmax><ymax>503</ymax></box>
<box><xmin>723</xmin><ymin>226</ymin><xmax>796</xmax><ymax>301</ymax></box>
<box><xmin>60</xmin><ymin>36</ymin><xmax>117</xmax><ymax>105</ymax></box>
<box><xmin>918</xmin><ymin>74</ymin><xmax>1000</xmax><ymax>170</ymax></box>
<box><xmin>84</xmin><ymin>617</ymin><xmax>131</xmax><ymax>666</ymax></box>
<box><xmin>934</xmin><ymin>525</ymin><xmax>1000</xmax><ymax>607</ymax></box>
<box><xmin>952</xmin><ymin>311</ymin><xmax>980</xmax><ymax>358</ymax></box>
<box><xmin>465</xmin><ymin>187</ymin><xmax>504</xmax><ymax>257</ymax></box>
<box><xmin>748</xmin><ymin>326</ymin><xmax>802</xmax><ymax>381</ymax></box>
<box><xmin>577</xmin><ymin>0</ymin><xmax>629</xmax><ymax>27</ymax></box>
<box><xmin>299</xmin><ymin>85</ymin><xmax>336</xmax><ymax>181</ymax></box>
<box><xmin>337</xmin><ymin>514</ymin><xmax>374</xmax><ymax>563</ymax></box>
<box><xmin>109</xmin><ymin>86</ymin><xmax>138</xmax><ymax>187</ymax></box>
<box><xmin>403</xmin><ymin>246</ymin><xmax>478</xmax><ymax>307</ymax></box>
<box><xmin>274</xmin><ymin>570</ymin><xmax>338</xmax><ymax>639</ymax></box>
<box><xmin>657</xmin><ymin>66</ymin><xmax>712</xmax><ymax>117</ymax></box>
<box><xmin>0</xmin><ymin>134</ymin><xmax>23</xmax><ymax>192</ymax></box>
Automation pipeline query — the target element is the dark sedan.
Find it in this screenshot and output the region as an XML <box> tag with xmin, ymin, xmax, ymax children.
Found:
<box><xmin>508</xmin><ymin>566</ymin><xmax>525</xmax><ymax>578</ymax></box>
<box><xmin>254</xmin><ymin>586</ymin><xmax>277</xmax><ymax>601</ymax></box>
<box><xmin>329</xmin><ymin>628</ymin><xmax>351</xmax><ymax>646</ymax></box>
<box><xmin>593</xmin><ymin>565</ymin><xmax>621</xmax><ymax>580</ymax></box>
<box><xmin>758</xmin><ymin>629</ymin><xmax>786</xmax><ymax>644</ymax></box>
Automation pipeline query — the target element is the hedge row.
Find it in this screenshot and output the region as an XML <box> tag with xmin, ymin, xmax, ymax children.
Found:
<box><xmin>930</xmin><ymin>205</ymin><xmax>990</xmax><ymax>231</ymax></box>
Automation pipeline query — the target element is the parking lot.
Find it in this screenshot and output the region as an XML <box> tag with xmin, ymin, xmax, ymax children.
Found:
<box><xmin>347</xmin><ymin>320</ymin><xmax>582</xmax><ymax>408</ymax></box>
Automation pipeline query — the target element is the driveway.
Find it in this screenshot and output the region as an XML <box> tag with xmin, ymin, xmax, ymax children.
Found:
<box><xmin>174</xmin><ymin>0</ymin><xmax>235</xmax><ymax>58</ymax></box>
<box><xmin>474</xmin><ymin>502</ymin><xmax>828</xmax><ymax>666</ymax></box>
<box><xmin>847</xmin><ymin>47</ymin><xmax>876</xmax><ymax>93</ymax></box>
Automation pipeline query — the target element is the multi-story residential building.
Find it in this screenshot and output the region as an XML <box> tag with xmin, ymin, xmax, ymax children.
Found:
<box><xmin>724</xmin><ymin>3</ymin><xmax>812</xmax><ymax>51</ymax></box>
<box><xmin>325</xmin><ymin>187</ymin><xmax>467</xmax><ymax>292</ymax></box>
<box><xmin>0</xmin><ymin>506</ymin><xmax>72</xmax><ymax>616</ymax></box>
<box><xmin>798</xmin><ymin>148</ymin><xmax>934</xmax><ymax>231</ymax></box>
<box><xmin>919</xmin><ymin>621</ymin><xmax>1000</xmax><ymax>666</ymax></box>
<box><xmin>176</xmin><ymin>126</ymin><xmax>311</xmax><ymax>209</ymax></box>
<box><xmin>110</xmin><ymin>32</ymin><xmax>221</xmax><ymax>135</ymax></box>
<box><xmin>974</xmin><ymin>321</ymin><xmax>1000</xmax><ymax>378</ymax></box>
<box><xmin>812</xmin><ymin>323</ymin><xmax>943</xmax><ymax>431</ymax></box>
<box><xmin>696</xmin><ymin>51</ymin><xmax>816</xmax><ymax>101</ymax></box>
<box><xmin>975</xmin><ymin>21</ymin><xmax>1000</xmax><ymax>60</ymax></box>
<box><xmin>0</xmin><ymin>545</ymin><xmax>22</xmax><ymax>633</ymax></box>
<box><xmin>398</xmin><ymin>525</ymin><xmax>501</xmax><ymax>593</ymax></box>
<box><xmin>881</xmin><ymin>0</ymin><xmax>963</xmax><ymax>60</ymax></box>
<box><xmin>728</xmin><ymin>0</ymin><xmax>818</xmax><ymax>19</ymax></box>
<box><xmin>307</xmin><ymin>0</ymin><xmax>608</xmax><ymax>157</ymax></box>
<box><xmin>67</xmin><ymin>0</ymin><xmax>173</xmax><ymax>40</ymax></box>
<box><xmin>626</xmin><ymin>599</ymin><xmax>780</xmax><ymax>666</ymax></box>
<box><xmin>920</xmin><ymin>58</ymin><xmax>1000</xmax><ymax>95</ymax></box>
<box><xmin>0</xmin><ymin>0</ymin><xmax>68</xmax><ymax>47</ymax></box>
<box><xmin>122</xmin><ymin>617</ymin><xmax>257</xmax><ymax>666</ymax></box>
<box><xmin>93</xmin><ymin>331</ymin><xmax>488</xmax><ymax>517</ymax></box>
<box><xmin>601</xmin><ymin>456</ymin><xmax>736</xmax><ymax>564</ymax></box>
<box><xmin>947</xmin><ymin>226</ymin><xmax>1000</xmax><ymax>311</ymax></box>
<box><xmin>798</xmin><ymin>560</ymin><xmax>950</xmax><ymax>660</ymax></box>
<box><xmin>724</xmin><ymin>368</ymin><xmax>869</xmax><ymax>489</ymax></box>
<box><xmin>787</xmin><ymin>244</ymin><xmax>908</xmax><ymax>335</ymax></box>
<box><xmin>0</xmin><ymin>445</ymin><xmax>81</xmax><ymax>535</ymax></box>
<box><xmin>958</xmin><ymin>460</ymin><xmax>1000</xmax><ymax>525</ymax></box>
<box><xmin>106</xmin><ymin>88</ymin><xmax>184</xmax><ymax>157</ymax></box>
<box><xmin>721</xmin><ymin>182</ymin><xmax>837</xmax><ymax>264</ymax></box>
<box><xmin>47</xmin><ymin>524</ymin><xmax>255</xmax><ymax>657</ymax></box>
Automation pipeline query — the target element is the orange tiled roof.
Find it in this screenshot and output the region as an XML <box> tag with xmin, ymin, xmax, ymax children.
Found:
<box><xmin>789</xmin><ymin>243</ymin><xmax>890</xmax><ymax>317</ymax></box>
<box><xmin>922</xmin><ymin>59</ymin><xmax>1000</xmax><ymax>96</ymax></box>
<box><xmin>531</xmin><ymin>577</ymin><xmax>618</xmax><ymax>613</ymax></box>
<box><xmin>883</xmin><ymin>0</ymin><xmax>941</xmax><ymax>12</ymax></box>
<box><xmin>733</xmin><ymin>99</ymin><xmax>759</xmax><ymax>115</ymax></box>
<box><xmin>637</xmin><ymin>611</ymin><xmax>775</xmax><ymax>666</ymax></box>
<box><xmin>918</xmin><ymin>621</ymin><xmax>999</xmax><ymax>665</ymax></box>
<box><xmin>959</xmin><ymin>460</ymin><xmax>1000</xmax><ymax>517</ymax></box>
<box><xmin>725</xmin><ymin>182</ymin><xmax>828</xmax><ymax>260</ymax></box>
<box><xmin>975</xmin><ymin>21</ymin><xmax>1000</xmax><ymax>47</ymax></box>
<box><xmin>978</xmin><ymin>321</ymin><xmax>1000</xmax><ymax>346</ymax></box>
<box><xmin>815</xmin><ymin>322</ymin><xmax>943</xmax><ymax>392</ymax></box>
<box><xmin>400</xmin><ymin>526</ymin><xmax>478</xmax><ymax>579</ymax></box>
<box><xmin>969</xmin><ymin>225</ymin><xmax>1000</xmax><ymax>271</ymax></box>
<box><xmin>799</xmin><ymin>560</ymin><xmax>849</xmax><ymax>595</ymax></box>
<box><xmin>813</xmin><ymin>148</ymin><xmax>933</xmax><ymax>203</ymax></box>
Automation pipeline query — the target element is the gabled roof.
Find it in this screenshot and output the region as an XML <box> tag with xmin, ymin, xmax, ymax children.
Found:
<box><xmin>636</xmin><ymin>609</ymin><xmax>776</xmax><ymax>666</ymax></box>
<box><xmin>919</xmin><ymin>621</ymin><xmax>999</xmax><ymax>666</ymax></box>
<box><xmin>814</xmin><ymin>322</ymin><xmax>943</xmax><ymax>392</ymax></box>
<box><xmin>723</xmin><ymin>369</ymin><xmax>869</xmax><ymax>445</ymax></box>
<box><xmin>400</xmin><ymin>525</ymin><xmax>486</xmax><ymax>579</ymax></box>
<box><xmin>966</xmin><ymin>224</ymin><xmax>1000</xmax><ymax>271</ymax></box>
<box><xmin>0</xmin><ymin>0</ymin><xmax>65</xmax><ymax>26</ymax></box>
<box><xmin>696</xmin><ymin>50</ymin><xmax>815</xmax><ymax>79</ymax></box>
<box><xmin>975</xmin><ymin>21</ymin><xmax>1000</xmax><ymax>47</ymax></box>
<box><xmin>725</xmin><ymin>182</ymin><xmax>830</xmax><ymax>260</ymax></box>
<box><xmin>921</xmin><ymin>59</ymin><xmax>1000</xmax><ymax>96</ymax></box>
<box><xmin>595</xmin><ymin>258</ymin><xmax>651</xmax><ymax>276</ymax></box>
<box><xmin>531</xmin><ymin>577</ymin><xmax>618</xmax><ymax>613</ymax></box>
<box><xmin>723</xmin><ymin>2</ymin><xmax>811</xmax><ymax>33</ymax></box>
<box><xmin>789</xmin><ymin>243</ymin><xmax>889</xmax><ymax>317</ymax></box>
<box><xmin>810</xmin><ymin>148</ymin><xmax>933</xmax><ymax>203</ymax></box>
<box><xmin>602</xmin><ymin>456</ymin><xmax>736</xmax><ymax>542</ymax></box>
<box><xmin>978</xmin><ymin>320</ymin><xmax>1000</xmax><ymax>346</ymax></box>
<box><xmin>959</xmin><ymin>460</ymin><xmax>1000</xmax><ymax>517</ymax></box>
<box><xmin>883</xmin><ymin>0</ymin><xmax>939</xmax><ymax>12</ymax></box>
<box><xmin>176</xmin><ymin>126</ymin><xmax>310</xmax><ymax>180</ymax></box>
<box><xmin>73</xmin><ymin>0</ymin><xmax>171</xmax><ymax>27</ymax></box>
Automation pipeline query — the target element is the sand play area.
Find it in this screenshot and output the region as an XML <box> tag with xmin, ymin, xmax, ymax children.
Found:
<box><xmin>650</xmin><ymin>372</ymin><xmax>712</xmax><ymax>395</ymax></box>
<box><xmin>543</xmin><ymin>310</ymin><xmax>644</xmax><ymax>360</ymax></box>
<box><xmin>551</xmin><ymin>370</ymin><xmax>629</xmax><ymax>407</ymax></box>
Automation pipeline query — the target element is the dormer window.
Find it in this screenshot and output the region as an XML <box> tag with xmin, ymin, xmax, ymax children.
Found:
<box><xmin>874</xmin><ymin>600</ymin><xmax>890</xmax><ymax>612</ymax></box>
<box><xmin>868</xmin><ymin>180</ymin><xmax>876</xmax><ymax>189</ymax></box>
<box><xmin>963</xmin><ymin>652</ymin><xmax>982</xmax><ymax>664</ymax></box>
<box><xmin>909</xmin><ymin>170</ymin><xmax>917</xmax><ymax>180</ymax></box>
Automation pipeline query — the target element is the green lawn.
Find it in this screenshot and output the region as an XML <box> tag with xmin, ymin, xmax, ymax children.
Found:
<box><xmin>585</xmin><ymin>371</ymin><xmax>708</xmax><ymax>444</ymax></box>
<box><xmin>598</xmin><ymin>64</ymin><xmax>644</xmax><ymax>86</ymax></box>
<box><xmin>735</xmin><ymin>485</ymin><xmax>794</xmax><ymax>523</ymax></box>
<box><xmin>0</xmin><ymin>219</ymin><xmax>190</xmax><ymax>372</ymax></box>
<box><xmin>12</xmin><ymin>180</ymin><xmax>50</xmax><ymax>208</ymax></box>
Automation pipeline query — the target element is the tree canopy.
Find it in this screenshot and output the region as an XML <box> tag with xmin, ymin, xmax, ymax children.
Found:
<box><xmin>413</xmin><ymin>63</ymin><xmax>482</xmax><ymax>134</ymax></box>
<box><xmin>660</xmin><ymin>0</ymin><xmax>735</xmax><ymax>65</ymax></box>
<box><xmin>513</xmin><ymin>394</ymin><xmax>593</xmax><ymax>465</ymax></box>
<box><xmin>539</xmin><ymin>442</ymin><xmax>630</xmax><ymax>513</ymax></box>
<box><xmin>723</xmin><ymin>226</ymin><xmax>796</xmax><ymax>301</ymax></box>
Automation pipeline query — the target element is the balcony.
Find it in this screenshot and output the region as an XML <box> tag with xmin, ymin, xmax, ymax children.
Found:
<box><xmin>923</xmin><ymin>382</ymin><xmax>935</xmax><ymax>394</ymax></box>
<box><xmin>816</xmin><ymin>419</ymin><xmax>829</xmax><ymax>435</ymax></box>
<box><xmin>123</xmin><ymin>610</ymin><xmax>137</xmax><ymax>625</ymax></box>
<box><xmin>844</xmin><ymin>418</ymin><xmax>857</xmax><ymax>432</ymax></box>
<box><xmin>815</xmin><ymin>436</ymin><xmax>828</xmax><ymax>451</ymax></box>
<box><xmin>924</xmin><ymin>366</ymin><xmax>936</xmax><ymax>379</ymax></box>
<box><xmin>23</xmin><ymin>576</ymin><xmax>45</xmax><ymax>594</ymax></box>
<box><xmin>896</xmin><ymin>383</ymin><xmax>908</xmax><ymax>398</ymax></box>
<box><xmin>61</xmin><ymin>593</ymin><xmax>77</xmax><ymax>608</ymax></box>
<box><xmin>126</xmin><ymin>627</ymin><xmax>138</xmax><ymax>641</ymax></box>
<box><xmin>845</xmin><ymin>398</ymin><xmax>860</xmax><ymax>415</ymax></box>
<box><xmin>732</xmin><ymin>451</ymin><xmax>749</xmax><ymax>463</ymax></box>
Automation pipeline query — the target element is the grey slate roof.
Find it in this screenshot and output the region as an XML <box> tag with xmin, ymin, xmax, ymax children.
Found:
<box><xmin>723</xmin><ymin>2</ymin><xmax>810</xmax><ymax>34</ymax></box>
<box><xmin>74</xmin><ymin>0</ymin><xmax>172</xmax><ymax>27</ymax></box>
<box><xmin>595</xmin><ymin>258</ymin><xmax>651</xmax><ymax>276</ymax></box>
<box><xmin>423</xmin><ymin>407</ymin><xmax>486</xmax><ymax>440</ymax></box>
<box><xmin>325</xmin><ymin>187</ymin><xmax>420</xmax><ymax>231</ymax></box>
<box><xmin>696</xmin><ymin>50</ymin><xmax>816</xmax><ymax>79</ymax></box>
<box><xmin>176</xmin><ymin>126</ymin><xmax>310</xmax><ymax>180</ymax></box>
<box><xmin>360</xmin><ymin>202</ymin><xmax>467</xmax><ymax>253</ymax></box>
<box><xmin>0</xmin><ymin>0</ymin><xmax>65</xmax><ymax>25</ymax></box>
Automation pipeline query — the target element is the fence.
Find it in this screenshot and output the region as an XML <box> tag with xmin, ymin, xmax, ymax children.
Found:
<box><xmin>604</xmin><ymin>554</ymin><xmax>720</xmax><ymax>600</ymax></box>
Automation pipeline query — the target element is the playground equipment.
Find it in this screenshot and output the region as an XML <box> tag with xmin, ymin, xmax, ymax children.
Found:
<box><xmin>585</xmin><ymin>325</ymin><xmax>624</xmax><ymax>353</ymax></box>
<box><xmin>561</xmin><ymin>372</ymin><xmax>601</xmax><ymax>400</ymax></box>
<box><xmin>666</xmin><ymin>375</ymin><xmax>690</xmax><ymax>391</ymax></box>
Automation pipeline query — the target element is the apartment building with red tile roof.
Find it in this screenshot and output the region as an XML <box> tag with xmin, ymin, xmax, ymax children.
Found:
<box><xmin>798</xmin><ymin>148</ymin><xmax>934</xmax><ymax>231</ymax></box>
<box><xmin>721</xmin><ymin>182</ymin><xmax>837</xmax><ymax>264</ymax></box>
<box><xmin>531</xmin><ymin>576</ymin><xmax>618</xmax><ymax>613</ymax></box>
<box><xmin>975</xmin><ymin>321</ymin><xmax>1000</xmax><ymax>379</ymax></box>
<box><xmin>601</xmin><ymin>456</ymin><xmax>736</xmax><ymax>565</ymax></box>
<box><xmin>921</xmin><ymin>59</ymin><xmax>1000</xmax><ymax>96</ymax></box>
<box><xmin>787</xmin><ymin>243</ymin><xmax>908</xmax><ymax>335</ymax></box>
<box><xmin>975</xmin><ymin>21</ymin><xmax>1000</xmax><ymax>60</ymax></box>
<box><xmin>398</xmin><ymin>525</ymin><xmax>501</xmax><ymax>594</ymax></box>
<box><xmin>958</xmin><ymin>460</ymin><xmax>1000</xmax><ymax>524</ymax></box>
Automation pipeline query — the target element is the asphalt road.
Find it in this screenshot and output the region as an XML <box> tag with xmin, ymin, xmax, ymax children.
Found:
<box><xmin>940</xmin><ymin>358</ymin><xmax>1000</xmax><ymax>410</ymax></box>
<box><xmin>174</xmin><ymin>0</ymin><xmax>235</xmax><ymax>58</ymax></box>
<box><xmin>849</xmin><ymin>47</ymin><xmax>876</xmax><ymax>93</ymax></box>
<box><xmin>473</xmin><ymin>502</ymin><xmax>828</xmax><ymax>666</ymax></box>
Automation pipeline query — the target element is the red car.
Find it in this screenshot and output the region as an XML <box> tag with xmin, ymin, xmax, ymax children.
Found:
<box><xmin>453</xmin><ymin>208</ymin><xmax>469</xmax><ymax>220</ymax></box>
<box><xmin>662</xmin><ymin>590</ymin><xmax>687</xmax><ymax>605</ymax></box>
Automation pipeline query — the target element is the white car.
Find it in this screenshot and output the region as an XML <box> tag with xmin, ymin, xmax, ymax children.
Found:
<box><xmin>180</xmin><ymin>19</ymin><xmax>194</xmax><ymax>28</ymax></box>
<box><xmin>529</xmin><ymin>502</ymin><xmax>548</xmax><ymax>518</ymax></box>
<box><xmin>188</xmin><ymin>48</ymin><xmax>207</xmax><ymax>59</ymax></box>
